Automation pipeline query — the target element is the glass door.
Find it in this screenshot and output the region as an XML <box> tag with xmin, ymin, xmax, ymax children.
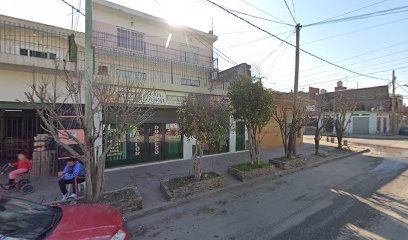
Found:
<box><xmin>147</xmin><ymin>123</ymin><xmax>164</xmax><ymax>161</ymax></box>
<box><xmin>164</xmin><ymin>123</ymin><xmax>183</xmax><ymax>160</ymax></box>
<box><xmin>127</xmin><ymin>125</ymin><xmax>147</xmax><ymax>163</ymax></box>
<box><xmin>236</xmin><ymin>121</ymin><xmax>245</xmax><ymax>151</ymax></box>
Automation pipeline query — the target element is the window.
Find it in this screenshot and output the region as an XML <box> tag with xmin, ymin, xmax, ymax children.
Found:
<box><xmin>179</xmin><ymin>44</ymin><xmax>199</xmax><ymax>65</ymax></box>
<box><xmin>116</xmin><ymin>69</ymin><xmax>146</xmax><ymax>81</ymax></box>
<box><xmin>20</xmin><ymin>48</ymin><xmax>56</xmax><ymax>60</ymax></box>
<box><xmin>117</xmin><ymin>28</ymin><xmax>144</xmax><ymax>51</ymax></box>
<box><xmin>20</xmin><ymin>48</ymin><xmax>28</xmax><ymax>56</ymax></box>
<box><xmin>98</xmin><ymin>66</ymin><xmax>109</xmax><ymax>75</ymax></box>
<box><xmin>30</xmin><ymin>50</ymin><xmax>48</xmax><ymax>59</ymax></box>
<box><xmin>181</xmin><ymin>78</ymin><xmax>200</xmax><ymax>87</ymax></box>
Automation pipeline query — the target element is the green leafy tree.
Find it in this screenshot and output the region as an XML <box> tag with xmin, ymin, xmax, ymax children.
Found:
<box><xmin>177</xmin><ymin>94</ymin><xmax>230</xmax><ymax>180</ymax></box>
<box><xmin>228</xmin><ymin>76</ymin><xmax>275</xmax><ymax>164</ymax></box>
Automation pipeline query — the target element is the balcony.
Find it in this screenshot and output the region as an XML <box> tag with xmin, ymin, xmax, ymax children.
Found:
<box><xmin>0</xmin><ymin>21</ymin><xmax>79</xmax><ymax>71</ymax></box>
<box><xmin>93</xmin><ymin>31</ymin><xmax>217</xmax><ymax>70</ymax></box>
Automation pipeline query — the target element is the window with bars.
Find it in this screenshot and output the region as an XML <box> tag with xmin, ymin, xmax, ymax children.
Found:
<box><xmin>179</xmin><ymin>44</ymin><xmax>199</xmax><ymax>65</ymax></box>
<box><xmin>180</xmin><ymin>78</ymin><xmax>200</xmax><ymax>87</ymax></box>
<box><xmin>20</xmin><ymin>48</ymin><xmax>56</xmax><ymax>60</ymax></box>
<box><xmin>117</xmin><ymin>28</ymin><xmax>145</xmax><ymax>52</ymax></box>
<box><xmin>116</xmin><ymin>69</ymin><xmax>146</xmax><ymax>81</ymax></box>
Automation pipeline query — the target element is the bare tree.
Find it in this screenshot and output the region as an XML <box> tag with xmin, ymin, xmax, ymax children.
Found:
<box><xmin>177</xmin><ymin>94</ymin><xmax>230</xmax><ymax>180</ymax></box>
<box><xmin>309</xmin><ymin>96</ymin><xmax>330</xmax><ymax>155</ymax></box>
<box><xmin>24</xmin><ymin>69</ymin><xmax>153</xmax><ymax>202</ymax></box>
<box><xmin>331</xmin><ymin>94</ymin><xmax>356</xmax><ymax>149</ymax></box>
<box><xmin>272</xmin><ymin>96</ymin><xmax>309</xmax><ymax>158</ymax></box>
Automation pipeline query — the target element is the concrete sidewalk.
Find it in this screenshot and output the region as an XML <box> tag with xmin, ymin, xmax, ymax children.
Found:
<box><xmin>1</xmin><ymin>144</ymin><xmax>316</xmax><ymax>206</ymax></box>
<box><xmin>3</xmin><ymin>141</ymin><xmax>367</xmax><ymax>213</ymax></box>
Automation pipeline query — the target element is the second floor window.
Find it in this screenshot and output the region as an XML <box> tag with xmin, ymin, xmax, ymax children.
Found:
<box><xmin>20</xmin><ymin>48</ymin><xmax>56</xmax><ymax>60</ymax></box>
<box><xmin>116</xmin><ymin>69</ymin><xmax>146</xmax><ymax>81</ymax></box>
<box><xmin>117</xmin><ymin>28</ymin><xmax>144</xmax><ymax>52</ymax></box>
<box><xmin>181</xmin><ymin>78</ymin><xmax>200</xmax><ymax>87</ymax></box>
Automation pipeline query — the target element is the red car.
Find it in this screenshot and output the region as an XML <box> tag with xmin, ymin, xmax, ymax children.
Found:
<box><xmin>0</xmin><ymin>197</ymin><xmax>130</xmax><ymax>239</ymax></box>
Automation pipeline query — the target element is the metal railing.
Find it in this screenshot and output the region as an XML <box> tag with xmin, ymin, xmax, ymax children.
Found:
<box><xmin>93</xmin><ymin>31</ymin><xmax>217</xmax><ymax>70</ymax></box>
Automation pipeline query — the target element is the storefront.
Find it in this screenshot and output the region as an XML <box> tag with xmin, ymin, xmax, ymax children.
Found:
<box><xmin>105</xmin><ymin>90</ymin><xmax>186</xmax><ymax>167</ymax></box>
<box><xmin>105</xmin><ymin>121</ymin><xmax>183</xmax><ymax>167</ymax></box>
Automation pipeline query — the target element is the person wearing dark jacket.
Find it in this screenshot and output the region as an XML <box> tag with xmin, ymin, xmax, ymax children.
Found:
<box><xmin>59</xmin><ymin>158</ymin><xmax>86</xmax><ymax>200</ymax></box>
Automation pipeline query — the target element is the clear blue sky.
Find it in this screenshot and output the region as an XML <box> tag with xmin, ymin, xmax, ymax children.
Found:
<box><xmin>1</xmin><ymin>0</ymin><xmax>407</xmax><ymax>100</ymax></box>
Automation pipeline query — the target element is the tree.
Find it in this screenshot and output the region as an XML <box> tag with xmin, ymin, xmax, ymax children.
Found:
<box><xmin>331</xmin><ymin>94</ymin><xmax>356</xmax><ymax>149</ymax></box>
<box><xmin>228</xmin><ymin>76</ymin><xmax>274</xmax><ymax>164</ymax></box>
<box><xmin>271</xmin><ymin>96</ymin><xmax>308</xmax><ymax>158</ymax></box>
<box><xmin>24</xmin><ymin>69</ymin><xmax>153</xmax><ymax>202</ymax></box>
<box><xmin>309</xmin><ymin>96</ymin><xmax>330</xmax><ymax>155</ymax></box>
<box><xmin>177</xmin><ymin>94</ymin><xmax>230</xmax><ymax>180</ymax></box>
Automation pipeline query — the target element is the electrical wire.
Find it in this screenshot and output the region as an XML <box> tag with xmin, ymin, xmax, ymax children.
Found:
<box><xmin>291</xmin><ymin>0</ymin><xmax>297</xmax><ymax>21</ymax></box>
<box><xmin>221</xmin><ymin>29</ymin><xmax>294</xmax><ymax>49</ymax></box>
<box><xmin>60</xmin><ymin>0</ymin><xmax>85</xmax><ymax>16</ymax></box>
<box><xmin>259</xmin><ymin>30</ymin><xmax>295</xmax><ymax>65</ymax></box>
<box><xmin>304</xmin><ymin>5</ymin><xmax>408</xmax><ymax>27</ymax></box>
<box><xmin>227</xmin><ymin>8</ymin><xmax>294</xmax><ymax>26</ymax></box>
<box><xmin>237</xmin><ymin>0</ymin><xmax>291</xmax><ymax>25</ymax></box>
<box><xmin>206</xmin><ymin>0</ymin><xmax>388</xmax><ymax>81</ymax></box>
<box><xmin>275</xmin><ymin>40</ymin><xmax>408</xmax><ymax>78</ymax></box>
<box><xmin>302</xmin><ymin>16</ymin><xmax>408</xmax><ymax>45</ymax></box>
<box><xmin>283</xmin><ymin>0</ymin><xmax>297</xmax><ymax>24</ymax></box>
<box><xmin>316</xmin><ymin>0</ymin><xmax>389</xmax><ymax>23</ymax></box>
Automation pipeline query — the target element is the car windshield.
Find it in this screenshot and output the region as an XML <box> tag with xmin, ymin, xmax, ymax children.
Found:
<box><xmin>0</xmin><ymin>197</ymin><xmax>61</xmax><ymax>240</ymax></box>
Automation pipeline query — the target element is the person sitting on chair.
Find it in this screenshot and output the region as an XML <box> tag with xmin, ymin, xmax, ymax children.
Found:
<box><xmin>7</xmin><ymin>153</ymin><xmax>32</xmax><ymax>188</ymax></box>
<box><xmin>59</xmin><ymin>157</ymin><xmax>86</xmax><ymax>200</ymax></box>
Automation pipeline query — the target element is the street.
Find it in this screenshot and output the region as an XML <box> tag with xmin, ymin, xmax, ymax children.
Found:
<box><xmin>128</xmin><ymin>141</ymin><xmax>408</xmax><ymax>240</ymax></box>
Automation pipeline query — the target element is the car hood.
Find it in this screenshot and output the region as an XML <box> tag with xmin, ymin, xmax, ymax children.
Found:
<box><xmin>47</xmin><ymin>204</ymin><xmax>123</xmax><ymax>240</ymax></box>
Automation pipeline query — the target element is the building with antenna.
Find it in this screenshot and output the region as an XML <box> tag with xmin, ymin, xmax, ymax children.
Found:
<box><xmin>0</xmin><ymin>0</ymin><xmax>250</xmax><ymax>168</ymax></box>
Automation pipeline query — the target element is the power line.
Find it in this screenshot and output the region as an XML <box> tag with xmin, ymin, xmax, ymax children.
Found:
<box><xmin>275</xmin><ymin>40</ymin><xmax>408</xmax><ymax>78</ymax></box>
<box><xmin>304</xmin><ymin>5</ymin><xmax>408</xmax><ymax>27</ymax></box>
<box><xmin>204</xmin><ymin>0</ymin><xmax>389</xmax><ymax>81</ymax></box>
<box><xmin>283</xmin><ymin>0</ymin><xmax>297</xmax><ymax>24</ymax></box>
<box><xmin>302</xmin><ymin>16</ymin><xmax>408</xmax><ymax>45</ymax></box>
<box><xmin>60</xmin><ymin>0</ymin><xmax>85</xmax><ymax>16</ymax></box>
<box><xmin>221</xmin><ymin>29</ymin><xmax>294</xmax><ymax>49</ymax></box>
<box><xmin>237</xmin><ymin>0</ymin><xmax>290</xmax><ymax>25</ymax></box>
<box><xmin>259</xmin><ymin>30</ymin><xmax>296</xmax><ymax>65</ymax></box>
<box><xmin>316</xmin><ymin>0</ymin><xmax>389</xmax><ymax>23</ymax></box>
<box><xmin>274</xmin><ymin>54</ymin><xmax>408</xmax><ymax>88</ymax></box>
<box><xmin>227</xmin><ymin>8</ymin><xmax>294</xmax><ymax>26</ymax></box>
<box><xmin>291</xmin><ymin>0</ymin><xmax>297</xmax><ymax>21</ymax></box>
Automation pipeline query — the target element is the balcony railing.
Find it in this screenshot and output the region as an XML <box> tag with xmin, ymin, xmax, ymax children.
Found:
<box><xmin>0</xmin><ymin>21</ymin><xmax>77</xmax><ymax>65</ymax></box>
<box><xmin>93</xmin><ymin>31</ymin><xmax>217</xmax><ymax>70</ymax></box>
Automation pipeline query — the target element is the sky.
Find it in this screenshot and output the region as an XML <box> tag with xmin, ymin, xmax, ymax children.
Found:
<box><xmin>1</xmin><ymin>0</ymin><xmax>408</xmax><ymax>101</ymax></box>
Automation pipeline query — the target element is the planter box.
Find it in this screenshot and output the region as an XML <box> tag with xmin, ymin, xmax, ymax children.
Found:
<box><xmin>269</xmin><ymin>158</ymin><xmax>306</xmax><ymax>170</ymax></box>
<box><xmin>160</xmin><ymin>172</ymin><xmax>226</xmax><ymax>201</ymax></box>
<box><xmin>228</xmin><ymin>164</ymin><xmax>275</xmax><ymax>182</ymax></box>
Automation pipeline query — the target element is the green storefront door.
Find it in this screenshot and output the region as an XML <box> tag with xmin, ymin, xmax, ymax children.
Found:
<box><xmin>146</xmin><ymin>123</ymin><xmax>164</xmax><ymax>161</ymax></box>
<box><xmin>106</xmin><ymin>123</ymin><xmax>183</xmax><ymax>167</ymax></box>
<box><xmin>236</xmin><ymin>121</ymin><xmax>245</xmax><ymax>151</ymax></box>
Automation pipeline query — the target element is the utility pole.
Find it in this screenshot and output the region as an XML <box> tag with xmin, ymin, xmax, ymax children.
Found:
<box><xmin>291</xmin><ymin>23</ymin><xmax>301</xmax><ymax>156</ymax></box>
<box><xmin>85</xmin><ymin>0</ymin><xmax>94</xmax><ymax>144</ymax></box>
<box><xmin>391</xmin><ymin>70</ymin><xmax>396</xmax><ymax>134</ymax></box>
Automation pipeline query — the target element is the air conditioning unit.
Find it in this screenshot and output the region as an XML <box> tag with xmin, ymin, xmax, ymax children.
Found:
<box><xmin>209</xmin><ymin>71</ymin><xmax>218</xmax><ymax>81</ymax></box>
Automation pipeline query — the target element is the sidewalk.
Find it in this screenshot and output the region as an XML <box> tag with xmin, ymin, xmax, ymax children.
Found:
<box><xmin>1</xmin><ymin>142</ymin><xmax>360</xmax><ymax>211</ymax></box>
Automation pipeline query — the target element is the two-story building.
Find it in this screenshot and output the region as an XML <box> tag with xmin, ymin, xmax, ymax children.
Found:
<box><xmin>0</xmin><ymin>0</ymin><xmax>248</xmax><ymax>168</ymax></box>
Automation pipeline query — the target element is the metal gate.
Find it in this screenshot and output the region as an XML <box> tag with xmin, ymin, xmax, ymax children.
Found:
<box><xmin>352</xmin><ymin>117</ymin><xmax>369</xmax><ymax>134</ymax></box>
<box><xmin>0</xmin><ymin>110</ymin><xmax>43</xmax><ymax>164</ymax></box>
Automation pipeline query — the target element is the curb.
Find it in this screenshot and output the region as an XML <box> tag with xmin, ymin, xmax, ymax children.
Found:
<box><xmin>124</xmin><ymin>148</ymin><xmax>370</xmax><ymax>221</ymax></box>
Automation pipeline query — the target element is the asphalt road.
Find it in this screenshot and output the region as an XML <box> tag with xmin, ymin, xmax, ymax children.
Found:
<box><xmin>128</xmin><ymin>146</ymin><xmax>408</xmax><ymax>240</ymax></box>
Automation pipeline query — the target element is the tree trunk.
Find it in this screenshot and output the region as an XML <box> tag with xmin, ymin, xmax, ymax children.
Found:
<box><xmin>287</xmin><ymin>132</ymin><xmax>293</xmax><ymax>158</ymax></box>
<box><xmin>248</xmin><ymin>126</ymin><xmax>256</xmax><ymax>164</ymax></box>
<box><xmin>337</xmin><ymin>135</ymin><xmax>342</xmax><ymax>149</ymax></box>
<box><xmin>314</xmin><ymin>137</ymin><xmax>320</xmax><ymax>155</ymax></box>
<box><xmin>193</xmin><ymin>142</ymin><xmax>201</xmax><ymax>180</ymax></box>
